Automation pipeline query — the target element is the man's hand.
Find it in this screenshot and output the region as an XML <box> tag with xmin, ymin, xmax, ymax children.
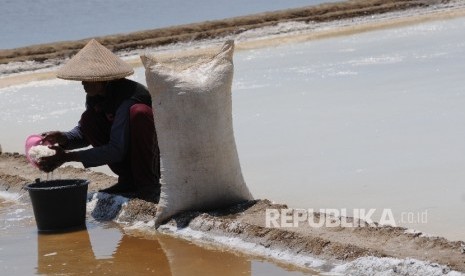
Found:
<box><xmin>38</xmin><ymin>145</ymin><xmax>66</xmax><ymax>172</ymax></box>
<box><xmin>41</xmin><ymin>131</ymin><xmax>68</xmax><ymax>146</ymax></box>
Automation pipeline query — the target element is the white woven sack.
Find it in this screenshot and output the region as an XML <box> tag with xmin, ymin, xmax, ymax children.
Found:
<box><xmin>141</xmin><ymin>40</ymin><xmax>253</xmax><ymax>226</ymax></box>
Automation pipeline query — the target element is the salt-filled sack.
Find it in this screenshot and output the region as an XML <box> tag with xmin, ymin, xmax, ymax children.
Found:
<box><xmin>141</xmin><ymin>40</ymin><xmax>253</xmax><ymax>226</ymax></box>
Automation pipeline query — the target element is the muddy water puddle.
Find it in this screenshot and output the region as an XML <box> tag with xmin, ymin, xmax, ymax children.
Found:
<box><xmin>0</xmin><ymin>197</ymin><xmax>318</xmax><ymax>275</ymax></box>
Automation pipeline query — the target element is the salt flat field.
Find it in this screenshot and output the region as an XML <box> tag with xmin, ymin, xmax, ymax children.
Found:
<box><xmin>1</xmin><ymin>14</ymin><xmax>465</xmax><ymax>243</ymax></box>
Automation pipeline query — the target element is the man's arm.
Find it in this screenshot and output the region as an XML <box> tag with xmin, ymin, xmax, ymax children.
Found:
<box><xmin>63</xmin><ymin>125</ymin><xmax>91</xmax><ymax>150</ymax></box>
<box><xmin>39</xmin><ymin>101</ymin><xmax>133</xmax><ymax>171</ymax></box>
<box><xmin>75</xmin><ymin>100</ymin><xmax>132</xmax><ymax>168</ymax></box>
<box><xmin>42</xmin><ymin>125</ymin><xmax>90</xmax><ymax>150</ymax></box>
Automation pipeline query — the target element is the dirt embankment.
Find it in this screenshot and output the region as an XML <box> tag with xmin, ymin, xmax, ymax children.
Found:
<box><xmin>1</xmin><ymin>153</ymin><xmax>464</xmax><ymax>273</ymax></box>
<box><xmin>0</xmin><ymin>0</ymin><xmax>447</xmax><ymax>65</ymax></box>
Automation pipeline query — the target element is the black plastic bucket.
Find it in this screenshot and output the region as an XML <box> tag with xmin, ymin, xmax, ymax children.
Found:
<box><xmin>25</xmin><ymin>179</ymin><xmax>89</xmax><ymax>232</ymax></box>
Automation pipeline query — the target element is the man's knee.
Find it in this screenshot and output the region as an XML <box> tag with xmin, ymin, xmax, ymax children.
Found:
<box><xmin>129</xmin><ymin>104</ymin><xmax>154</xmax><ymax>123</ymax></box>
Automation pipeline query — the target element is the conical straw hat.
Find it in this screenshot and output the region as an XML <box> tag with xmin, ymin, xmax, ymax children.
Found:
<box><xmin>56</xmin><ymin>39</ymin><xmax>134</xmax><ymax>81</ymax></box>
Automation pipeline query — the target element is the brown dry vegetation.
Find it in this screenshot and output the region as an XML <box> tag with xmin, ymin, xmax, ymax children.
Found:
<box><xmin>0</xmin><ymin>0</ymin><xmax>448</xmax><ymax>64</ymax></box>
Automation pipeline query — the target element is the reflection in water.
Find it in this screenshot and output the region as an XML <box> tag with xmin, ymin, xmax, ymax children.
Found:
<box><xmin>158</xmin><ymin>234</ymin><xmax>251</xmax><ymax>276</ymax></box>
<box><xmin>0</xmin><ymin>195</ymin><xmax>314</xmax><ymax>275</ymax></box>
<box><xmin>36</xmin><ymin>226</ymin><xmax>315</xmax><ymax>275</ymax></box>
<box><xmin>37</xmin><ymin>229</ymin><xmax>172</xmax><ymax>275</ymax></box>
<box><xmin>0</xmin><ymin>195</ymin><xmax>313</xmax><ymax>276</ymax></box>
<box><xmin>37</xmin><ymin>225</ymin><xmax>255</xmax><ymax>276</ymax></box>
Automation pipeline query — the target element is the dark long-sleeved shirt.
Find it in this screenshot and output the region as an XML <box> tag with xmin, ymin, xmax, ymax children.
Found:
<box><xmin>63</xmin><ymin>79</ymin><xmax>151</xmax><ymax>168</ymax></box>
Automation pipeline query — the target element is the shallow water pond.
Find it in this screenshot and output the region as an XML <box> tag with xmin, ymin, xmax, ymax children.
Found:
<box><xmin>0</xmin><ymin>196</ymin><xmax>318</xmax><ymax>275</ymax></box>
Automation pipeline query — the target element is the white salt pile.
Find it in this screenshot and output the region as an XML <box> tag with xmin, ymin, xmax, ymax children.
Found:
<box><xmin>86</xmin><ymin>192</ymin><xmax>128</xmax><ymax>221</ymax></box>
<box><xmin>28</xmin><ymin>145</ymin><xmax>55</xmax><ymax>163</ymax></box>
<box><xmin>331</xmin><ymin>256</ymin><xmax>463</xmax><ymax>276</ymax></box>
<box><xmin>0</xmin><ymin>191</ymin><xmax>21</xmax><ymax>202</ymax></box>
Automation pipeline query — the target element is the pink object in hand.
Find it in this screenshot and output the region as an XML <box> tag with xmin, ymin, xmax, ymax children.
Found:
<box><xmin>25</xmin><ymin>134</ymin><xmax>50</xmax><ymax>167</ymax></box>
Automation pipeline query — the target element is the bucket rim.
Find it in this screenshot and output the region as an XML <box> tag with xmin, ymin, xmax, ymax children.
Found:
<box><xmin>25</xmin><ymin>179</ymin><xmax>89</xmax><ymax>191</ymax></box>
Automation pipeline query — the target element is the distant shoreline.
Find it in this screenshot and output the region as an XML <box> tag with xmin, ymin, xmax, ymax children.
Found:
<box><xmin>0</xmin><ymin>0</ymin><xmax>461</xmax><ymax>65</ymax></box>
<box><xmin>1</xmin><ymin>0</ymin><xmax>464</xmax><ymax>89</ymax></box>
